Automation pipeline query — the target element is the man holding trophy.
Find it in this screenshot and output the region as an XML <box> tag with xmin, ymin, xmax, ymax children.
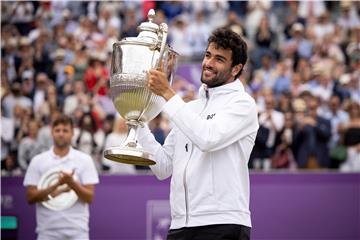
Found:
<box><xmin>105</xmin><ymin>10</ymin><xmax>258</xmax><ymax>240</ymax></box>
<box><xmin>142</xmin><ymin>27</ymin><xmax>258</xmax><ymax>240</ymax></box>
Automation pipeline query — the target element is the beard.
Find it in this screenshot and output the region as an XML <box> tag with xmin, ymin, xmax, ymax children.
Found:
<box><xmin>53</xmin><ymin>138</ymin><xmax>71</xmax><ymax>149</ymax></box>
<box><xmin>200</xmin><ymin>66</ymin><xmax>233</xmax><ymax>88</ymax></box>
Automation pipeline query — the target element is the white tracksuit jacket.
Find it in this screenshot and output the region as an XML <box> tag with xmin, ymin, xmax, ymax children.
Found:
<box><xmin>138</xmin><ymin>80</ymin><xmax>259</xmax><ymax>229</ymax></box>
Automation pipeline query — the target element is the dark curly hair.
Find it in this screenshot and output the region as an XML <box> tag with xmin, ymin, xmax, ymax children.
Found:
<box><xmin>207</xmin><ymin>27</ymin><xmax>248</xmax><ymax>79</ymax></box>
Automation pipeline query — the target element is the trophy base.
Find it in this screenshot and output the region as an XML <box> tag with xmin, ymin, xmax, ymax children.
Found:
<box><xmin>104</xmin><ymin>147</ymin><xmax>155</xmax><ymax>166</ymax></box>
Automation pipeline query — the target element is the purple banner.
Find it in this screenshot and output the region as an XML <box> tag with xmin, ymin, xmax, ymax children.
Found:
<box><xmin>175</xmin><ymin>62</ymin><xmax>202</xmax><ymax>89</ymax></box>
<box><xmin>2</xmin><ymin>173</ymin><xmax>360</xmax><ymax>239</ymax></box>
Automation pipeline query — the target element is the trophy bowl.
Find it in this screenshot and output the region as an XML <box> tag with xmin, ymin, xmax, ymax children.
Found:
<box><xmin>104</xmin><ymin>9</ymin><xmax>178</xmax><ymax>166</ymax></box>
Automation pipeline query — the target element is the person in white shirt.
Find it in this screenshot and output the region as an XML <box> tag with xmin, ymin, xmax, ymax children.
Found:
<box><xmin>23</xmin><ymin>114</ymin><xmax>99</xmax><ymax>240</ymax></box>
<box><xmin>257</xmin><ymin>95</ymin><xmax>285</xmax><ymax>169</ymax></box>
<box><xmin>141</xmin><ymin>27</ymin><xmax>259</xmax><ymax>239</ymax></box>
<box><xmin>102</xmin><ymin>115</ymin><xmax>136</xmax><ymax>174</ymax></box>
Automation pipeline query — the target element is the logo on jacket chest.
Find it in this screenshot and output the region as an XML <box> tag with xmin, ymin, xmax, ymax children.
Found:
<box><xmin>206</xmin><ymin>113</ymin><xmax>216</xmax><ymax>120</ymax></box>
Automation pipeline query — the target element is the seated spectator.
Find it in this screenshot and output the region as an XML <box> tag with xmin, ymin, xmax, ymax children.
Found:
<box><xmin>1</xmin><ymin>152</ymin><xmax>22</xmax><ymax>176</ymax></box>
<box><xmin>63</xmin><ymin>80</ymin><xmax>91</xmax><ymax>115</ymax></box>
<box><xmin>284</xmin><ymin>23</ymin><xmax>313</xmax><ymax>60</ymax></box>
<box><xmin>293</xmin><ymin>96</ymin><xmax>332</xmax><ymax>168</ymax></box>
<box><xmin>121</xmin><ymin>8</ymin><xmax>138</xmax><ymax>38</ymax></box>
<box><xmin>273</xmin><ymin>61</ymin><xmax>291</xmax><ymax>97</ymax></box>
<box><xmin>312</xmin><ymin>12</ymin><xmax>335</xmax><ymax>42</ymax></box>
<box><xmin>251</xmin><ymin>94</ymin><xmax>284</xmax><ymax>170</ymax></box>
<box><xmin>32</xmin><ymin>73</ymin><xmax>49</xmax><ymax>115</ymax></box>
<box><xmin>2</xmin><ymin>81</ymin><xmax>32</xmax><ymax>118</ymax></box>
<box><xmin>188</xmin><ymin>11</ymin><xmax>211</xmax><ymax>61</ymax></box>
<box><xmin>83</xmin><ymin>53</ymin><xmax>109</xmax><ymax>96</ymax></box>
<box><xmin>37</xmin><ymin>111</ymin><xmax>61</xmax><ymax>153</ymax></box>
<box><xmin>102</xmin><ymin>116</ymin><xmax>136</xmax><ymax>174</ymax></box>
<box><xmin>276</xmin><ymin>91</ymin><xmax>293</xmax><ymax>113</ymax></box>
<box><xmin>17</xmin><ymin>118</ymin><xmax>43</xmax><ymax>172</ymax></box>
<box><xmin>1</xmin><ymin>101</ymin><xmax>14</xmax><ymax>151</ymax></box>
<box><xmin>252</xmin><ymin>16</ymin><xmax>277</xmax><ymax>68</ymax></box>
<box><xmin>251</xmin><ymin>54</ymin><xmax>277</xmax><ymax>91</ymax></box>
<box><xmin>168</xmin><ymin>15</ymin><xmax>192</xmax><ymax>61</ymax></box>
<box><xmin>337</xmin><ymin>2</ymin><xmax>360</xmax><ymax>32</ymax></box>
<box><xmin>36</xmin><ymin>84</ymin><xmax>60</xmax><ymax>121</ymax></box>
<box><xmin>73</xmin><ymin>112</ymin><xmax>104</xmax><ymax>171</ymax></box>
<box><xmin>10</xmin><ymin>2</ymin><xmax>34</xmax><ymax>36</ymax></box>
<box><xmin>149</xmin><ymin>113</ymin><xmax>166</xmax><ymax>145</ymax></box>
<box><xmin>340</xmin><ymin>101</ymin><xmax>360</xmax><ymax>172</ymax></box>
<box><xmin>97</xmin><ymin>114</ymin><xmax>115</xmax><ymax>171</ymax></box>
<box><xmin>71</xmin><ymin>44</ymin><xmax>89</xmax><ymax>81</ymax></box>
<box><xmin>272</xmin><ymin>111</ymin><xmax>297</xmax><ymax>169</ymax></box>
<box><xmin>323</xmin><ymin>95</ymin><xmax>350</xmax><ymax>148</ymax></box>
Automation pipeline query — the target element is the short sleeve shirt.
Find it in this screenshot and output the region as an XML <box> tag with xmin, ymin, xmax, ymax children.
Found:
<box><xmin>23</xmin><ymin>147</ymin><xmax>99</xmax><ymax>233</ymax></box>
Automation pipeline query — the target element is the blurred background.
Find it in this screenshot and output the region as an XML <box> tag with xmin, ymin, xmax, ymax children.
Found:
<box><xmin>1</xmin><ymin>1</ymin><xmax>359</xmax><ymax>239</ymax></box>
<box><xmin>1</xmin><ymin>0</ymin><xmax>359</xmax><ymax>174</ymax></box>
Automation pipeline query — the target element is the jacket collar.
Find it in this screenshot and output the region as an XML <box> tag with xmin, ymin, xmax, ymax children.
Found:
<box><xmin>198</xmin><ymin>80</ymin><xmax>245</xmax><ymax>99</ymax></box>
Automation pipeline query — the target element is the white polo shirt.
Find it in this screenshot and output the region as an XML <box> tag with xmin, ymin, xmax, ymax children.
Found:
<box><xmin>23</xmin><ymin>147</ymin><xmax>99</xmax><ymax>234</ymax></box>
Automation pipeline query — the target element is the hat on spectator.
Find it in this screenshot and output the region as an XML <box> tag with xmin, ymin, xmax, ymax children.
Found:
<box><xmin>19</xmin><ymin>37</ymin><xmax>30</xmax><ymax>46</ymax></box>
<box><xmin>291</xmin><ymin>23</ymin><xmax>304</xmax><ymax>34</ymax></box>
<box><xmin>98</xmin><ymin>52</ymin><xmax>107</xmax><ymax>62</ymax></box>
<box><xmin>55</xmin><ymin>49</ymin><xmax>66</xmax><ymax>59</ymax></box>
<box><xmin>339</xmin><ymin>74</ymin><xmax>351</xmax><ymax>85</ymax></box>
<box><xmin>293</xmin><ymin>98</ymin><xmax>306</xmax><ymax>112</ymax></box>
<box><xmin>340</xmin><ymin>2</ymin><xmax>351</xmax><ymax>10</ymax></box>
<box><xmin>173</xmin><ymin>14</ymin><xmax>188</xmax><ymax>25</ymax></box>
<box><xmin>22</xmin><ymin>70</ymin><xmax>34</xmax><ymax>80</ymax></box>
<box><xmin>91</xmin><ymin>51</ymin><xmax>107</xmax><ymax>62</ymax></box>
<box><xmin>62</xmin><ymin>9</ymin><xmax>71</xmax><ymax>19</ymax></box>
<box><xmin>64</xmin><ymin>65</ymin><xmax>75</xmax><ymax>75</ymax></box>
<box><xmin>8</xmin><ymin>37</ymin><xmax>18</xmax><ymax>47</ymax></box>
<box><xmin>312</xmin><ymin>64</ymin><xmax>325</xmax><ymax>76</ymax></box>
<box><xmin>36</xmin><ymin>73</ymin><xmax>48</xmax><ymax>84</ymax></box>
<box><xmin>230</xmin><ymin>25</ymin><xmax>244</xmax><ymax>36</ymax></box>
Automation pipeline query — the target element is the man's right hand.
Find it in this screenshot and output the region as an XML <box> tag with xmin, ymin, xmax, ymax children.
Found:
<box><xmin>57</xmin><ymin>170</ymin><xmax>75</xmax><ymax>186</ymax></box>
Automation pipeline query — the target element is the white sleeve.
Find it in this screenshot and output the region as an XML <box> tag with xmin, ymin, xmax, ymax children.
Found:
<box><xmin>163</xmin><ymin>94</ymin><xmax>259</xmax><ymax>152</ymax></box>
<box><xmin>23</xmin><ymin>156</ymin><xmax>41</xmax><ymax>187</ymax></box>
<box><xmin>137</xmin><ymin>125</ymin><xmax>175</xmax><ymax>180</ymax></box>
<box><xmin>79</xmin><ymin>155</ymin><xmax>99</xmax><ymax>185</ymax></box>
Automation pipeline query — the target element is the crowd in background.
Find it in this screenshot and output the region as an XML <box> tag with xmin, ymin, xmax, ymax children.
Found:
<box><xmin>1</xmin><ymin>1</ymin><xmax>359</xmax><ymax>176</ymax></box>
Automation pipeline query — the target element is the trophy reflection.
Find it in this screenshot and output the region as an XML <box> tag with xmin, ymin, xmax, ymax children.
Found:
<box><xmin>103</xmin><ymin>9</ymin><xmax>178</xmax><ymax>166</ymax></box>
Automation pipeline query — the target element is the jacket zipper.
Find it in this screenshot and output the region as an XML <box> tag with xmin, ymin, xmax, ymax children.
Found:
<box><xmin>183</xmin><ymin>87</ymin><xmax>210</xmax><ymax>225</ymax></box>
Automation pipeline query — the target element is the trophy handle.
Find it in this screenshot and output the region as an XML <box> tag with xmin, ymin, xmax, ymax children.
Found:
<box><xmin>156</xmin><ymin>23</ymin><xmax>168</xmax><ymax>69</ymax></box>
<box><xmin>138</xmin><ymin>23</ymin><xmax>169</xmax><ymax>122</ymax></box>
<box><xmin>111</xmin><ymin>44</ymin><xmax>122</xmax><ymax>75</ymax></box>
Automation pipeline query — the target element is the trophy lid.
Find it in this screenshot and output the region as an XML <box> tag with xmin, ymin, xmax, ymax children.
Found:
<box><xmin>137</xmin><ymin>9</ymin><xmax>159</xmax><ymax>34</ymax></box>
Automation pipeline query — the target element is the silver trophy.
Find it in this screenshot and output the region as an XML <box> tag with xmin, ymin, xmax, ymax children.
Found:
<box><xmin>104</xmin><ymin>9</ymin><xmax>178</xmax><ymax>166</ymax></box>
